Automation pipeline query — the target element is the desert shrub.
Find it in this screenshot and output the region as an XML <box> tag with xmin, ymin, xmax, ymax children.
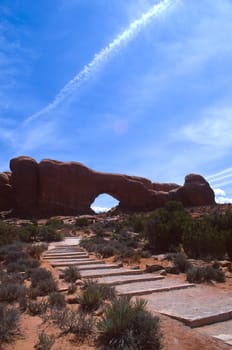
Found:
<box><xmin>186</xmin><ymin>266</ymin><xmax>225</xmax><ymax>283</ymax></box>
<box><xmin>127</xmin><ymin>214</ymin><xmax>144</xmax><ymax>233</ymax></box>
<box><xmin>68</xmin><ymin>283</ymin><xmax>77</xmax><ymax>294</ymax></box>
<box><xmin>27</xmin><ymin>243</ymin><xmax>48</xmax><ymax>260</ymax></box>
<box><xmin>183</xmin><ymin>220</ymin><xmax>226</xmax><ymax>259</ymax></box>
<box><xmin>225</xmin><ymin>231</ymin><xmax>232</xmax><ymax>260</ymax></box>
<box><xmin>0</xmin><ymin>304</ymin><xmax>20</xmax><ymax>343</ymax></box>
<box><xmin>45</xmin><ymin>218</ymin><xmax>64</xmax><ymax>229</ymax></box>
<box><xmin>63</xmin><ymin>266</ymin><xmax>81</xmax><ymax>283</ymax></box>
<box><xmin>7</xmin><ymin>257</ymin><xmax>39</xmax><ymax>273</ymax></box>
<box><xmin>75</xmin><ymin>217</ymin><xmax>89</xmax><ymax>228</ymax></box>
<box><xmin>31</xmin><ymin>268</ymin><xmax>52</xmax><ymax>284</ymax></box>
<box><xmin>83</xmin><ymin>280</ymin><xmax>116</xmax><ymax>301</ymax></box>
<box><xmin>144</xmin><ymin>201</ymin><xmax>190</xmax><ymax>253</ymax></box>
<box><xmin>0</xmin><ymin>271</ymin><xmax>24</xmax><ymax>285</ymax></box>
<box><xmin>173</xmin><ymin>253</ymin><xmax>192</xmax><ymax>273</ymax></box>
<box><xmin>78</xmin><ymin>284</ymin><xmax>102</xmax><ymax>312</ymax></box>
<box><xmin>37</xmin><ymin>226</ymin><xmax>63</xmax><ymax>242</ymax></box>
<box><xmin>19</xmin><ymin>296</ymin><xmax>27</xmax><ymax>312</ymax></box>
<box><xmin>28</xmin><ymin>287</ymin><xmax>41</xmax><ymax>299</ymax></box>
<box><xmin>18</xmin><ymin>224</ymin><xmax>37</xmax><ymax>242</ymax></box>
<box><xmin>27</xmin><ymin>300</ymin><xmax>48</xmax><ymax>316</ymax></box>
<box><xmin>51</xmin><ymin>308</ymin><xmax>95</xmax><ymax>342</ymax></box>
<box><xmin>0</xmin><ymin>282</ymin><xmax>26</xmax><ymax>302</ymax></box>
<box><xmin>0</xmin><ymin>221</ymin><xmax>19</xmax><ymax>246</ymax></box>
<box><xmin>140</xmin><ymin>250</ymin><xmax>152</xmax><ymax>258</ymax></box>
<box><xmin>48</xmin><ymin>292</ymin><xmax>66</xmax><ymax>308</ymax></box>
<box><xmin>97</xmin><ymin>296</ymin><xmax>161</xmax><ymax>350</ymax></box>
<box><xmin>78</xmin><ymin>280</ymin><xmax>116</xmax><ymax>313</ymax></box>
<box><xmin>30</xmin><ymin>268</ymin><xmax>57</xmax><ymax>296</ymax></box>
<box><xmin>35</xmin><ymin>331</ymin><xmax>55</xmax><ymax>350</ymax></box>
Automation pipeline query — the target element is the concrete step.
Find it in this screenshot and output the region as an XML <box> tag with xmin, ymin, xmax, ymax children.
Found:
<box><xmin>44</xmin><ymin>254</ymin><xmax>89</xmax><ymax>259</ymax></box>
<box><xmin>76</xmin><ymin>263</ymin><xmax>121</xmax><ymax>271</ymax></box>
<box><xmin>80</xmin><ymin>268</ymin><xmax>144</xmax><ymax>279</ymax></box>
<box><xmin>44</xmin><ymin>252</ymin><xmax>86</xmax><ymax>257</ymax></box>
<box><xmin>145</xmin><ymin>285</ymin><xmax>232</xmax><ymax>328</ymax></box>
<box><xmin>197</xmin><ymin>319</ymin><xmax>232</xmax><ymax>347</ymax></box>
<box><xmin>96</xmin><ymin>274</ymin><xmax>164</xmax><ymax>286</ymax></box>
<box><xmin>50</xmin><ymin>259</ymin><xmax>103</xmax><ymax>267</ymax></box>
<box><xmin>116</xmin><ymin>279</ymin><xmax>195</xmax><ymax>296</ymax></box>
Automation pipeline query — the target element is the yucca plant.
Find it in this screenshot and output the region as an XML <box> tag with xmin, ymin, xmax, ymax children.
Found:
<box><xmin>97</xmin><ymin>296</ymin><xmax>162</xmax><ymax>350</ymax></box>
<box><xmin>63</xmin><ymin>266</ymin><xmax>81</xmax><ymax>283</ymax></box>
<box><xmin>78</xmin><ymin>284</ymin><xmax>102</xmax><ymax>312</ymax></box>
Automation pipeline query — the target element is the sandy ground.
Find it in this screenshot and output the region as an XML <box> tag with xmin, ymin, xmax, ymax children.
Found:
<box><xmin>3</xmin><ymin>215</ymin><xmax>232</xmax><ymax>350</ymax></box>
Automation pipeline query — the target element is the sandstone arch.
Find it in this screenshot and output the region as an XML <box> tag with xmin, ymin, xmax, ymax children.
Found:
<box><xmin>0</xmin><ymin>156</ymin><xmax>215</xmax><ymax>217</ymax></box>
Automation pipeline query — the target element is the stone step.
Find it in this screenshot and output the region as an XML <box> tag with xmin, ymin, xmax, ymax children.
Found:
<box><xmin>96</xmin><ymin>274</ymin><xmax>164</xmax><ymax>286</ymax></box>
<box><xmin>76</xmin><ymin>263</ymin><xmax>121</xmax><ymax>271</ymax></box>
<box><xmin>196</xmin><ymin>319</ymin><xmax>232</xmax><ymax>347</ymax></box>
<box><xmin>144</xmin><ymin>285</ymin><xmax>232</xmax><ymax>328</ymax></box>
<box><xmin>44</xmin><ymin>252</ymin><xmax>86</xmax><ymax>257</ymax></box>
<box><xmin>44</xmin><ymin>253</ymin><xmax>89</xmax><ymax>259</ymax></box>
<box><xmin>116</xmin><ymin>279</ymin><xmax>195</xmax><ymax>296</ymax></box>
<box><xmin>50</xmin><ymin>259</ymin><xmax>103</xmax><ymax>267</ymax></box>
<box><xmin>80</xmin><ymin>268</ymin><xmax>144</xmax><ymax>279</ymax></box>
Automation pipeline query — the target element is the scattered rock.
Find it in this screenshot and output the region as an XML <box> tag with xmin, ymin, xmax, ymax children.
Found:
<box><xmin>145</xmin><ymin>264</ymin><xmax>164</xmax><ymax>273</ymax></box>
<box><xmin>165</xmin><ymin>266</ymin><xmax>180</xmax><ymax>275</ymax></box>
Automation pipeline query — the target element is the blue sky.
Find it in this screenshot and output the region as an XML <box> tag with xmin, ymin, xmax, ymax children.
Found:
<box><xmin>1</xmin><ymin>0</ymin><xmax>232</xmax><ymax>210</ymax></box>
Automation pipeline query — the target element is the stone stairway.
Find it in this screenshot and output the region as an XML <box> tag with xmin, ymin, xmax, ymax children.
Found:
<box><xmin>43</xmin><ymin>238</ymin><xmax>232</xmax><ymax>347</ymax></box>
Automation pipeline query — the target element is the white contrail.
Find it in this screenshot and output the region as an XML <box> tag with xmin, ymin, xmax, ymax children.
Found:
<box><xmin>207</xmin><ymin>172</ymin><xmax>232</xmax><ymax>184</ymax></box>
<box><xmin>24</xmin><ymin>0</ymin><xmax>178</xmax><ymax>125</ymax></box>
<box><xmin>210</xmin><ymin>179</ymin><xmax>232</xmax><ymax>188</ymax></box>
<box><xmin>207</xmin><ymin>167</ymin><xmax>232</xmax><ymax>180</ymax></box>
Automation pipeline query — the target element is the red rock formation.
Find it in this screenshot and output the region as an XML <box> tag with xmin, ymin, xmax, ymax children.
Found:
<box><xmin>0</xmin><ymin>172</ymin><xmax>14</xmax><ymax>211</ymax></box>
<box><xmin>0</xmin><ymin>156</ymin><xmax>215</xmax><ymax>217</ymax></box>
<box><xmin>169</xmin><ymin>174</ymin><xmax>215</xmax><ymax>206</ymax></box>
<box><xmin>10</xmin><ymin>156</ymin><xmax>39</xmax><ymax>216</ymax></box>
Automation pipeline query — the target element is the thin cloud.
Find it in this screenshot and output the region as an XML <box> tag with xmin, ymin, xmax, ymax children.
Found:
<box><xmin>24</xmin><ymin>0</ymin><xmax>178</xmax><ymax>125</ymax></box>
<box><xmin>207</xmin><ymin>167</ymin><xmax>232</xmax><ymax>180</ymax></box>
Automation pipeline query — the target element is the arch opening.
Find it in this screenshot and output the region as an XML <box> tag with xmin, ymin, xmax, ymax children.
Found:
<box><xmin>91</xmin><ymin>193</ymin><xmax>119</xmax><ymax>213</ymax></box>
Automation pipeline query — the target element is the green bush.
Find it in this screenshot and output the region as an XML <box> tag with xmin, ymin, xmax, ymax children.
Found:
<box><xmin>35</xmin><ymin>331</ymin><xmax>55</xmax><ymax>350</ymax></box>
<box><xmin>27</xmin><ymin>243</ymin><xmax>48</xmax><ymax>259</ymax></box>
<box><xmin>78</xmin><ymin>280</ymin><xmax>116</xmax><ymax>312</ymax></box>
<box><xmin>27</xmin><ymin>300</ymin><xmax>48</xmax><ymax>316</ymax></box>
<box><xmin>0</xmin><ymin>221</ymin><xmax>19</xmax><ymax>246</ymax></box>
<box><xmin>30</xmin><ymin>268</ymin><xmax>57</xmax><ymax>296</ymax></box>
<box><xmin>173</xmin><ymin>253</ymin><xmax>192</xmax><ymax>273</ymax></box>
<box><xmin>0</xmin><ymin>304</ymin><xmax>20</xmax><ymax>343</ymax></box>
<box><xmin>37</xmin><ymin>226</ymin><xmax>63</xmax><ymax>242</ymax></box>
<box><xmin>51</xmin><ymin>308</ymin><xmax>95</xmax><ymax>342</ymax></box>
<box><xmin>63</xmin><ymin>266</ymin><xmax>81</xmax><ymax>283</ymax></box>
<box><xmin>186</xmin><ymin>266</ymin><xmax>225</xmax><ymax>283</ymax></box>
<box><xmin>97</xmin><ymin>296</ymin><xmax>162</xmax><ymax>350</ymax></box>
<box><xmin>144</xmin><ymin>201</ymin><xmax>190</xmax><ymax>253</ymax></box>
<box><xmin>183</xmin><ymin>219</ymin><xmax>226</xmax><ymax>259</ymax></box>
<box><xmin>48</xmin><ymin>292</ymin><xmax>66</xmax><ymax>309</ymax></box>
<box><xmin>0</xmin><ymin>282</ymin><xmax>26</xmax><ymax>302</ymax></box>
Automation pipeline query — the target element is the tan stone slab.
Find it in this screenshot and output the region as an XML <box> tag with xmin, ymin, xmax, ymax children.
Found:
<box><xmin>197</xmin><ymin>319</ymin><xmax>232</xmax><ymax>347</ymax></box>
<box><xmin>116</xmin><ymin>279</ymin><xmax>194</xmax><ymax>296</ymax></box>
<box><xmin>50</xmin><ymin>259</ymin><xmax>102</xmax><ymax>266</ymax></box>
<box><xmin>96</xmin><ymin>274</ymin><xmax>164</xmax><ymax>286</ymax></box>
<box><xmin>145</xmin><ymin>285</ymin><xmax>232</xmax><ymax>327</ymax></box>
<box><xmin>80</xmin><ymin>268</ymin><xmax>144</xmax><ymax>278</ymax></box>
<box><xmin>77</xmin><ymin>263</ymin><xmax>120</xmax><ymax>271</ymax></box>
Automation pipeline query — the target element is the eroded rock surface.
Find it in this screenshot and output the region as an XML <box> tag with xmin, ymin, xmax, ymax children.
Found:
<box><xmin>0</xmin><ymin>156</ymin><xmax>215</xmax><ymax>217</ymax></box>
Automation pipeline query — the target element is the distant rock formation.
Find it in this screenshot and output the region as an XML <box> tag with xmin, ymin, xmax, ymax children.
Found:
<box><xmin>0</xmin><ymin>156</ymin><xmax>215</xmax><ymax>217</ymax></box>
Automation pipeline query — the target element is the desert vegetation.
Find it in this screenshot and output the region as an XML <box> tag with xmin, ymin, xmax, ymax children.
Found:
<box><xmin>0</xmin><ymin>203</ymin><xmax>232</xmax><ymax>348</ymax></box>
